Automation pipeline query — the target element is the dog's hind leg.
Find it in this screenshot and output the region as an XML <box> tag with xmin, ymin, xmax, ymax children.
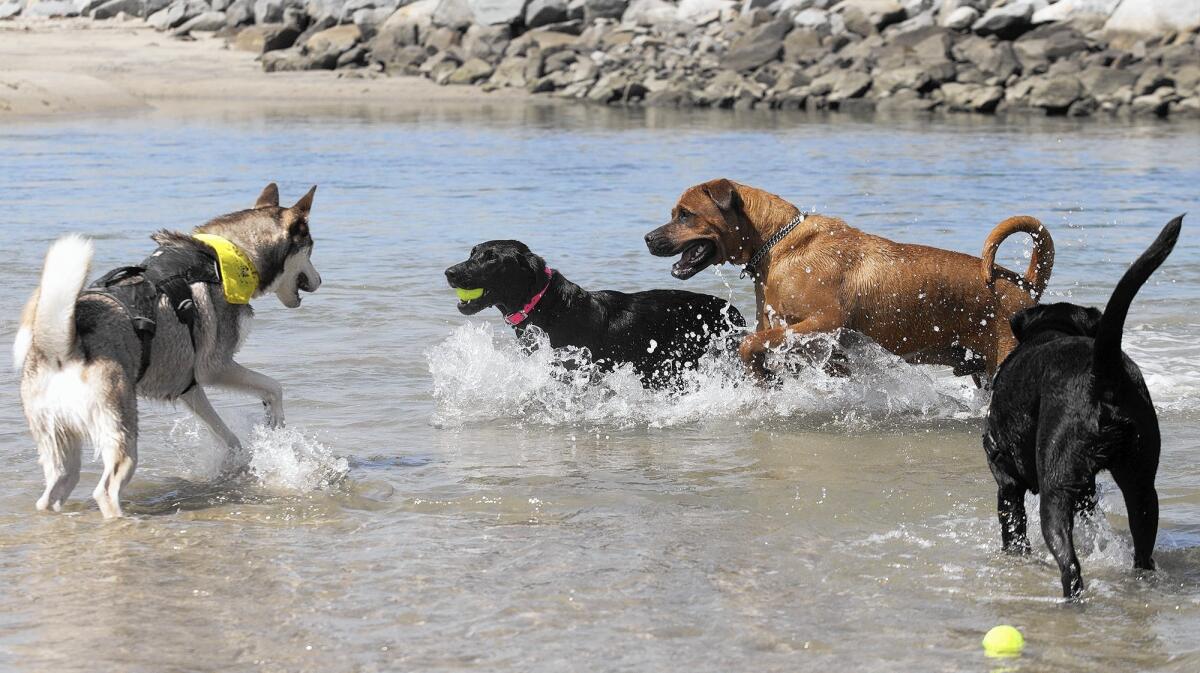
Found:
<box><xmin>91</xmin><ymin>392</ymin><xmax>138</xmax><ymax>519</ymax></box>
<box><xmin>1040</xmin><ymin>489</ymin><xmax>1084</xmax><ymax>598</ymax></box>
<box><xmin>996</xmin><ymin>483</ymin><xmax>1030</xmax><ymax>555</ymax></box>
<box><xmin>205</xmin><ymin>363</ymin><xmax>284</xmax><ymax>429</ymax></box>
<box><xmin>34</xmin><ymin>424</ymin><xmax>82</xmax><ymax>513</ymax></box>
<box><xmin>1112</xmin><ymin>467</ymin><xmax>1159</xmax><ymax>571</ymax></box>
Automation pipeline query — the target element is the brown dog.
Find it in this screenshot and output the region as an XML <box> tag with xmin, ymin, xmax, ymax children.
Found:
<box><xmin>644</xmin><ymin>179</ymin><xmax>1054</xmax><ymax>380</ymax></box>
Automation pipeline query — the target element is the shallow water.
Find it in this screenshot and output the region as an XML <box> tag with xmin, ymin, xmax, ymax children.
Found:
<box><xmin>1</xmin><ymin>104</ymin><xmax>1199</xmax><ymax>672</ymax></box>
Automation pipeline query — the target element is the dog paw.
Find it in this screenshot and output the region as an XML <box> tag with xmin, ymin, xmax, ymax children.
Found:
<box><xmin>263</xmin><ymin>399</ymin><xmax>285</xmax><ymax>428</ymax></box>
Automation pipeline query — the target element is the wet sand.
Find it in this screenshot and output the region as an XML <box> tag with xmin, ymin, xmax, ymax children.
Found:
<box><xmin>0</xmin><ymin>18</ymin><xmax>531</xmax><ymax>118</ymax></box>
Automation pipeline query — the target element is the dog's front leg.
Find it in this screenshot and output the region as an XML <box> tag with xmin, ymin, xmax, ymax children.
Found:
<box><xmin>182</xmin><ymin>386</ymin><xmax>243</xmax><ymax>451</ymax></box>
<box><xmin>738</xmin><ymin>314</ymin><xmax>843</xmax><ymax>380</ymax></box>
<box><xmin>207</xmin><ymin>363</ymin><xmax>285</xmax><ymax>428</ymax></box>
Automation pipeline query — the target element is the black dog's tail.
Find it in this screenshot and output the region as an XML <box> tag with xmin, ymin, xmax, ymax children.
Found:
<box><xmin>1093</xmin><ymin>215</ymin><xmax>1183</xmax><ymax>383</ymax></box>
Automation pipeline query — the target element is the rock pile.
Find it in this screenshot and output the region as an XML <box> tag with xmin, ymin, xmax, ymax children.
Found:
<box><xmin>4</xmin><ymin>0</ymin><xmax>1199</xmax><ymax>117</ymax></box>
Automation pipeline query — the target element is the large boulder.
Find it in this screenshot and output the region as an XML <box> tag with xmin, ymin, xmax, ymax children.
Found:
<box><xmin>677</xmin><ymin>0</ymin><xmax>730</xmax><ymax>23</ymax></box>
<box><xmin>173</xmin><ymin>9</ymin><xmax>225</xmax><ymax>31</ymax></box>
<box><xmin>0</xmin><ymin>0</ymin><xmax>24</xmax><ymax>17</ymax></box>
<box><xmin>583</xmin><ymin>0</ymin><xmax>624</xmax><ymax>22</ymax></box>
<box><xmin>305</xmin><ymin>23</ymin><xmax>361</xmax><ymax>55</ymax></box>
<box><xmin>1026</xmin><ymin>74</ymin><xmax>1083</xmax><ymax>112</ymax></box>
<box><xmin>1104</xmin><ymin>0</ymin><xmax>1200</xmax><ymax>37</ymax></box>
<box><xmin>447</xmin><ymin>57</ymin><xmax>495</xmax><ymax>83</ymax></box>
<box><xmin>1032</xmin><ymin>0</ymin><xmax>1118</xmax><ymax>27</ymax></box>
<box><xmin>469</xmin><ymin>0</ymin><xmax>525</xmax><ymax>24</ymax></box>
<box><xmin>462</xmin><ymin>23</ymin><xmax>510</xmax><ymax>58</ymax></box>
<box><xmin>622</xmin><ymin>0</ymin><xmax>673</xmax><ymax>26</ymax></box>
<box><xmin>373</xmin><ymin>0</ymin><xmax>437</xmax><ymax>48</ymax></box>
<box><xmin>524</xmin><ymin>0</ymin><xmax>565</xmax><ymax>27</ymax></box>
<box><xmin>432</xmin><ymin>0</ymin><xmax>472</xmax><ymax>28</ymax></box>
<box><xmin>972</xmin><ymin>1</ymin><xmax>1033</xmax><ymax>39</ymax></box>
<box><xmin>940</xmin><ymin>82</ymin><xmax>1002</xmax><ymax>111</ymax></box>
<box><xmin>23</xmin><ymin>0</ymin><xmax>78</xmax><ymax>15</ymax></box>
<box><xmin>90</xmin><ymin>0</ymin><xmax>143</xmax><ymax>18</ymax></box>
<box><xmin>234</xmin><ymin>23</ymin><xmax>300</xmax><ymax>52</ymax></box>
<box><xmin>721</xmin><ymin>16</ymin><xmax>790</xmax><ymax>71</ymax></box>
<box><xmin>1077</xmin><ymin>66</ymin><xmax>1138</xmax><ymax>99</ymax></box>
<box><xmin>942</xmin><ymin>5</ymin><xmax>978</xmax><ymax>30</ymax></box>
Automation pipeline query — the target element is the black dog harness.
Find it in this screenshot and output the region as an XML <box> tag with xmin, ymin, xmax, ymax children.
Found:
<box><xmin>80</xmin><ymin>243</ymin><xmax>222</xmax><ymax>388</ymax></box>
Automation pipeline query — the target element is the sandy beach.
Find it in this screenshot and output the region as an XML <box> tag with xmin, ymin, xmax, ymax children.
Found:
<box><xmin>0</xmin><ymin>17</ymin><xmax>530</xmax><ymax>119</ymax></box>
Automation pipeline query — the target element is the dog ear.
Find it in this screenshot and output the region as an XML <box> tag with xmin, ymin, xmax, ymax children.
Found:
<box><xmin>703</xmin><ymin>179</ymin><xmax>739</xmax><ymax>213</ymax></box>
<box><xmin>255</xmin><ymin>183</ymin><xmax>280</xmax><ymax>209</ymax></box>
<box><xmin>291</xmin><ymin>185</ymin><xmax>317</xmax><ymax>218</ymax></box>
<box><xmin>1009</xmin><ymin>307</ymin><xmax>1035</xmax><ymax>342</ymax></box>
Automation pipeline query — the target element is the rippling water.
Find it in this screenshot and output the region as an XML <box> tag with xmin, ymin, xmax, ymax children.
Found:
<box><xmin>1</xmin><ymin>104</ymin><xmax>1199</xmax><ymax>672</ymax></box>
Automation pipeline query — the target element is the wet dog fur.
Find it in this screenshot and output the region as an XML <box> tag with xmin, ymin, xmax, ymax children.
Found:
<box><xmin>445</xmin><ymin>240</ymin><xmax>745</xmax><ymax>387</ymax></box>
<box><xmin>644</xmin><ymin>179</ymin><xmax>1055</xmax><ymax>381</ymax></box>
<box><xmin>14</xmin><ymin>183</ymin><xmax>322</xmax><ymax>518</ymax></box>
<box><xmin>983</xmin><ymin>215</ymin><xmax>1182</xmax><ymax>598</ymax></box>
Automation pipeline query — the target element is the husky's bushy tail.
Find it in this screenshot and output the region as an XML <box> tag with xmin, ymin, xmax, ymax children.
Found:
<box><xmin>13</xmin><ymin>235</ymin><xmax>93</xmax><ymax>370</ymax></box>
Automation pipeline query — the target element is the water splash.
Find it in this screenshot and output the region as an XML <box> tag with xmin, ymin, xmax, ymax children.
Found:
<box><xmin>427</xmin><ymin>322</ymin><xmax>988</xmax><ymax>429</ymax></box>
<box><xmin>246</xmin><ymin>426</ymin><xmax>349</xmax><ymax>492</ymax></box>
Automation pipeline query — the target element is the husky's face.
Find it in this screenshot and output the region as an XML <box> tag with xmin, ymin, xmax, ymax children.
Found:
<box><xmin>197</xmin><ymin>183</ymin><xmax>323</xmax><ymax>308</ymax></box>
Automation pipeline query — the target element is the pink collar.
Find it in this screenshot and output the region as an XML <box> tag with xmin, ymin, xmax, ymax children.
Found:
<box><xmin>504</xmin><ymin>268</ymin><xmax>554</xmax><ymax>326</ymax></box>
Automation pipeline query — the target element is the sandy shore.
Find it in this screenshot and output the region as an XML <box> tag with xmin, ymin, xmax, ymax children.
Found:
<box><xmin>0</xmin><ymin>17</ymin><xmax>531</xmax><ymax>119</ymax></box>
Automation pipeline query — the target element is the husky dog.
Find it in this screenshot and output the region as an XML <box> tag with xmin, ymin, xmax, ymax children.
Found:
<box><xmin>14</xmin><ymin>183</ymin><xmax>321</xmax><ymax>518</ymax></box>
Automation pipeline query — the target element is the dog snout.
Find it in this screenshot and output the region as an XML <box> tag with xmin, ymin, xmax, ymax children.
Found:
<box><xmin>644</xmin><ymin>226</ymin><xmax>678</xmax><ymax>257</ymax></box>
<box><xmin>445</xmin><ymin>265</ymin><xmax>465</xmax><ymax>287</ymax></box>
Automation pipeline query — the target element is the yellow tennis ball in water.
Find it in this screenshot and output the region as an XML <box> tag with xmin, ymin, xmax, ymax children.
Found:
<box><xmin>455</xmin><ymin>287</ymin><xmax>484</xmax><ymax>301</ymax></box>
<box><xmin>982</xmin><ymin>625</ymin><xmax>1025</xmax><ymax>657</ymax></box>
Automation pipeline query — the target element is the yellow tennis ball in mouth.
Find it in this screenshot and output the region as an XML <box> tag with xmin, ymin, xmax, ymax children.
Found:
<box><xmin>982</xmin><ymin>625</ymin><xmax>1024</xmax><ymax>657</ymax></box>
<box><xmin>455</xmin><ymin>287</ymin><xmax>484</xmax><ymax>302</ymax></box>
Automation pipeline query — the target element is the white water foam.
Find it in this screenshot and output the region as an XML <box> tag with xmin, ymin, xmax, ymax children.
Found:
<box><xmin>168</xmin><ymin>419</ymin><xmax>348</xmax><ymax>492</ymax></box>
<box><xmin>246</xmin><ymin>426</ymin><xmax>349</xmax><ymax>492</ymax></box>
<box><xmin>427</xmin><ymin>322</ymin><xmax>988</xmax><ymax>429</ymax></box>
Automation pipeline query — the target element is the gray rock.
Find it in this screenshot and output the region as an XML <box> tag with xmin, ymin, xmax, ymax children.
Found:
<box><xmin>721</xmin><ymin>16</ymin><xmax>790</xmax><ymax>71</ymax></box>
<box><xmin>942</xmin><ymin>5</ymin><xmax>977</xmax><ymax>30</ymax></box>
<box><xmin>469</xmin><ymin>0</ymin><xmax>525</xmax><ymax>24</ymax></box>
<box><xmin>372</xmin><ymin>0</ymin><xmax>436</xmax><ymax>48</ymax></box>
<box><xmin>462</xmin><ymin>23</ymin><xmax>510</xmax><ymax>59</ymax></box>
<box><xmin>305</xmin><ymin>23</ymin><xmax>361</xmax><ymax>55</ymax></box>
<box><xmin>233</xmin><ymin>23</ymin><xmax>300</xmax><ymax>52</ymax></box>
<box><xmin>792</xmin><ymin>8</ymin><xmax>833</xmax><ymax>33</ymax></box>
<box><xmin>24</xmin><ymin>0</ymin><xmax>79</xmax><ymax>16</ymax></box>
<box><xmin>873</xmin><ymin>65</ymin><xmax>932</xmax><ymax>93</ymax></box>
<box><xmin>487</xmin><ymin>55</ymin><xmax>528</xmax><ymax>87</ymax></box>
<box><xmin>1170</xmin><ymin>96</ymin><xmax>1200</xmax><ymax>118</ymax></box>
<box><xmin>254</xmin><ymin>0</ymin><xmax>298</xmax><ymax>24</ymax></box>
<box><xmin>587</xmin><ymin>72</ymin><xmax>647</xmax><ymax>102</ymax></box>
<box><xmin>446</xmin><ymin>57</ymin><xmax>495</xmax><ymax>83</ymax></box>
<box><xmin>622</xmin><ymin>0</ymin><xmax>673</xmax><ymax>26</ymax></box>
<box><xmin>353</xmin><ymin>7</ymin><xmax>394</xmax><ymax>40</ymax></box>
<box><xmin>783</xmin><ymin>25</ymin><xmax>823</xmax><ymax>61</ymax></box>
<box><xmin>972</xmin><ymin>1</ymin><xmax>1033</xmax><ymax>39</ymax></box>
<box><xmin>525</xmin><ymin>0</ymin><xmax>565</xmax><ymax>27</ymax></box>
<box><xmin>1174</xmin><ymin>64</ymin><xmax>1200</xmax><ymax>96</ymax></box>
<box><xmin>432</xmin><ymin>0</ymin><xmax>472</xmax><ymax>27</ymax></box>
<box><xmin>1026</xmin><ymin>73</ymin><xmax>1083</xmax><ymax>111</ymax></box>
<box><xmin>811</xmin><ymin>69</ymin><xmax>871</xmax><ymax>100</ymax></box>
<box><xmin>1104</xmin><ymin>0</ymin><xmax>1200</xmax><ymax>37</ymax></box>
<box><xmin>89</xmin><ymin>0</ymin><xmax>139</xmax><ymax>17</ymax></box>
<box><xmin>877</xmin><ymin>87</ymin><xmax>938</xmax><ymax>111</ymax></box>
<box><xmin>1134</xmin><ymin>67</ymin><xmax>1172</xmax><ymax>96</ymax></box>
<box><xmin>1043</xmin><ymin>29</ymin><xmax>1089</xmax><ymax>60</ymax></box>
<box><xmin>1130</xmin><ymin>86</ymin><xmax>1173</xmax><ymax>116</ymax></box>
<box><xmin>224</xmin><ymin>0</ymin><xmax>251</xmax><ymax>24</ymax></box>
<box><xmin>940</xmin><ymin>81</ymin><xmax>1002</xmax><ymax>111</ymax></box>
<box><xmin>1077</xmin><ymin>66</ymin><xmax>1137</xmax><ymax>98</ymax></box>
<box><xmin>955</xmin><ymin>36</ymin><xmax>1020</xmax><ymax>79</ymax></box>
<box><xmin>0</xmin><ymin>0</ymin><xmax>25</xmax><ymax>18</ymax></box>
<box><xmin>174</xmin><ymin>9</ymin><xmax>225</xmax><ymax>32</ymax></box>
<box><xmin>583</xmin><ymin>0</ymin><xmax>624</xmax><ymax>22</ymax></box>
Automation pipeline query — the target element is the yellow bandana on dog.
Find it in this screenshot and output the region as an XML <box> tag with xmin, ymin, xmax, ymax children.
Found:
<box><xmin>193</xmin><ymin>233</ymin><xmax>259</xmax><ymax>304</ymax></box>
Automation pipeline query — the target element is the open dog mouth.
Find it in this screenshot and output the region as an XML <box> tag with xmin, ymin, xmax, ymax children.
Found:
<box><xmin>671</xmin><ymin>240</ymin><xmax>717</xmax><ymax>280</ymax></box>
<box><xmin>453</xmin><ymin>287</ymin><xmax>490</xmax><ymax>314</ymax></box>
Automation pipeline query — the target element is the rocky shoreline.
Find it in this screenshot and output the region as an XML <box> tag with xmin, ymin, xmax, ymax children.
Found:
<box><xmin>4</xmin><ymin>0</ymin><xmax>1200</xmax><ymax>118</ymax></box>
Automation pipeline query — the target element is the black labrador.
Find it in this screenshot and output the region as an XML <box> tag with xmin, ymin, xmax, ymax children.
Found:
<box><xmin>445</xmin><ymin>240</ymin><xmax>745</xmax><ymax>386</ymax></box>
<box><xmin>983</xmin><ymin>215</ymin><xmax>1183</xmax><ymax>598</ymax></box>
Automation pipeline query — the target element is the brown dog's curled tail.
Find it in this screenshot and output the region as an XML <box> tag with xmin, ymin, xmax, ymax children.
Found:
<box><xmin>980</xmin><ymin>216</ymin><xmax>1055</xmax><ymax>300</ymax></box>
